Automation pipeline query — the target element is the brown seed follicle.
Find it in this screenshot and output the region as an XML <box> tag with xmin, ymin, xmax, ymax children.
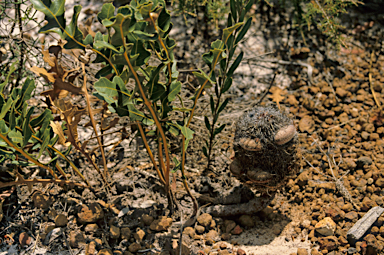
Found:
<box><xmin>274</xmin><ymin>124</ymin><xmax>296</xmax><ymax>145</ymax></box>
<box><xmin>230</xmin><ymin>159</ymin><xmax>243</xmax><ymax>176</ymax></box>
<box><xmin>239</xmin><ymin>138</ymin><xmax>262</xmax><ymax>151</ymax></box>
<box><xmin>247</xmin><ymin>168</ymin><xmax>274</xmax><ymax>182</ymax></box>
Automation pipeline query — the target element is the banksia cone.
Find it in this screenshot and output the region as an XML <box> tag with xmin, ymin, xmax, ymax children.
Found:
<box><xmin>230</xmin><ymin>106</ymin><xmax>299</xmax><ymax>194</ymax></box>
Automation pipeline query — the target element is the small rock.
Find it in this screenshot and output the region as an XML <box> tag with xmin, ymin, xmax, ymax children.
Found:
<box><xmin>77</xmin><ymin>203</ymin><xmax>105</xmax><ymax>224</ymax></box>
<box><xmin>19</xmin><ymin>232</ymin><xmax>32</xmax><ymax>247</ymax></box>
<box><xmin>375</xmin><ymin>178</ymin><xmax>384</xmax><ymax>187</ymax></box>
<box><xmin>218</xmin><ymin>250</ymin><xmax>230</xmax><ymax>255</ymax></box>
<box><xmin>86</xmin><ymin>241</ymin><xmax>97</xmax><ymax>255</ymax></box>
<box><xmin>315</xmin><ymin>217</ymin><xmax>336</xmax><ymax>236</ymax></box>
<box><xmin>364</xmin><ymin>234</ymin><xmax>383</xmax><ymax>254</ymax></box>
<box><xmin>297</xmin><ymin>171</ymin><xmax>309</xmax><ymax>186</ymax></box>
<box><xmin>69</xmin><ymin>230</ymin><xmax>86</xmax><ymax>248</ymax></box>
<box><xmin>183</xmin><ymin>227</ymin><xmax>195</xmax><ymax>238</ymax></box>
<box><xmin>32</xmin><ymin>191</ymin><xmax>52</xmax><ymax>210</ymax></box>
<box><xmin>225</xmin><ymin>220</ymin><xmax>236</xmax><ymax>233</ymax></box>
<box><xmin>149</xmin><ymin>217</ymin><xmax>172</xmax><ymax>232</ymax></box>
<box><xmin>231</xmin><ymin>225</ymin><xmax>243</xmax><ymax>235</ymax></box>
<box><xmin>325</xmin><ymin>207</ymin><xmax>345</xmax><ymax>222</ymax></box>
<box><xmin>318</xmin><ymin>236</ymin><xmax>339</xmax><ymax>251</ymax></box>
<box><xmin>133</xmin><ymin>228</ymin><xmax>145</xmax><ymax>242</ymax></box>
<box><xmin>141</xmin><ymin>214</ymin><xmax>154</xmax><ymax>226</ymax></box>
<box><xmin>238</xmin><ymin>215</ymin><xmax>254</xmax><ymax>227</ymax></box>
<box><xmin>128</xmin><ymin>243</ymin><xmax>141</xmax><ymax>253</ymax></box>
<box><xmin>121</xmin><ymin>227</ymin><xmax>131</xmax><ymax>240</ymax></box>
<box><xmin>342</xmin><ymin>158</ymin><xmax>356</xmax><ymax>170</ymax></box>
<box><xmin>195</xmin><ymin>225</ymin><xmax>205</xmax><ymax>234</ymax></box>
<box><xmin>44</xmin><ymin>222</ymin><xmax>56</xmax><ymax>234</ymax></box>
<box><xmin>345</xmin><ymin>211</ymin><xmax>358</xmax><ymax>221</ymax></box>
<box><xmin>55</xmin><ymin>214</ymin><xmax>68</xmax><ymax>227</ymax></box>
<box><xmin>85</xmin><ymin>223</ymin><xmax>99</xmax><ymax>233</ymax></box>
<box><xmin>197</xmin><ymin>213</ymin><xmax>213</xmax><ymax>227</ymax></box>
<box><xmin>336</xmin><ymin>87</ymin><xmax>348</xmax><ymax>98</ymax></box>
<box><xmin>237</xmin><ymin>248</ymin><xmax>246</xmax><ymax>255</ymax></box>
<box><xmin>297</xmin><ymin>248</ymin><xmax>308</xmax><ymax>255</ymax></box>
<box><xmin>356</xmin><ymin>156</ymin><xmax>373</xmax><ymax>168</ymax></box>
<box><xmin>299</xmin><ymin>116</ymin><xmax>315</xmax><ymax>133</ymax></box>
<box><xmin>361</xmin><ymin>197</ymin><xmax>376</xmax><ymax>212</ymax></box>
<box><xmin>97</xmin><ymin>249</ymin><xmax>113</xmax><ymax>255</ymax></box>
<box><xmin>206</xmin><ymin>230</ymin><xmax>219</xmax><ymax>241</ymax></box>
<box><xmin>221</xmin><ymin>233</ymin><xmax>231</xmax><ymax>241</ymax></box>
<box><xmin>110</xmin><ymin>225</ymin><xmax>120</xmax><ymax>239</ymax></box>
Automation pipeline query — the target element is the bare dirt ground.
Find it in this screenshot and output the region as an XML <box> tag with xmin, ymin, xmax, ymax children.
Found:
<box><xmin>1</xmin><ymin>1</ymin><xmax>384</xmax><ymax>255</ymax></box>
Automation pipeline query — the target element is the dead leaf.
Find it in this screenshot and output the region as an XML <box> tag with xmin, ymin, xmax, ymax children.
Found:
<box><xmin>269</xmin><ymin>87</ymin><xmax>286</xmax><ymax>110</ymax></box>
<box><xmin>30</xmin><ymin>66</ymin><xmax>56</xmax><ymax>83</ymax></box>
<box><xmin>50</xmin><ymin>121</ymin><xmax>71</xmax><ymax>147</ymax></box>
<box><xmin>42</xmin><ymin>46</ymin><xmax>56</xmax><ymax>67</ymax></box>
<box><xmin>101</xmin><ymin>117</ymin><xmax>119</xmax><ymax>131</ymax></box>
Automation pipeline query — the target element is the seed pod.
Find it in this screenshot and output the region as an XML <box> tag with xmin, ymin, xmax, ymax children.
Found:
<box><xmin>274</xmin><ymin>124</ymin><xmax>296</xmax><ymax>145</ymax></box>
<box><xmin>230</xmin><ymin>159</ymin><xmax>243</xmax><ymax>176</ymax></box>
<box><xmin>247</xmin><ymin>168</ymin><xmax>274</xmax><ymax>181</ymax></box>
<box><xmin>239</xmin><ymin>138</ymin><xmax>262</xmax><ymax>151</ymax></box>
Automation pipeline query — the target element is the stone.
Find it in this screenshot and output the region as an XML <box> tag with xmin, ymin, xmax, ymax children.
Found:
<box><xmin>363</xmin><ymin>234</ymin><xmax>383</xmax><ymax>255</ymax></box>
<box><xmin>299</xmin><ymin>116</ymin><xmax>315</xmax><ymax>133</ymax></box>
<box><xmin>238</xmin><ymin>215</ymin><xmax>254</xmax><ymax>227</ymax></box>
<box><xmin>375</xmin><ymin>178</ymin><xmax>384</xmax><ymax>187</ymax></box>
<box><xmin>361</xmin><ymin>197</ymin><xmax>376</xmax><ymax>212</ymax></box>
<box><xmin>318</xmin><ymin>236</ymin><xmax>339</xmax><ymax>251</ymax></box>
<box><xmin>325</xmin><ymin>207</ymin><xmax>345</xmax><ymax>222</ymax></box>
<box><xmin>206</xmin><ymin>230</ymin><xmax>219</xmax><ymax>241</ymax></box>
<box><xmin>195</xmin><ymin>225</ymin><xmax>205</xmax><ymax>234</ymax></box>
<box><xmin>231</xmin><ymin>225</ymin><xmax>243</xmax><ymax>235</ymax></box>
<box><xmin>110</xmin><ymin>225</ymin><xmax>120</xmax><ymax>239</ymax></box>
<box><xmin>77</xmin><ymin>203</ymin><xmax>104</xmax><ymax>224</ymax></box>
<box><xmin>85</xmin><ymin>223</ymin><xmax>99</xmax><ymax>233</ymax></box>
<box><xmin>86</xmin><ymin>241</ymin><xmax>97</xmax><ymax>255</ymax></box>
<box><xmin>183</xmin><ymin>227</ymin><xmax>195</xmax><ymax>238</ymax></box>
<box><xmin>237</xmin><ymin>248</ymin><xmax>246</xmax><ymax>255</ymax></box>
<box><xmin>121</xmin><ymin>227</ymin><xmax>131</xmax><ymax>240</ymax></box>
<box><xmin>19</xmin><ymin>232</ymin><xmax>32</xmax><ymax>247</ymax></box>
<box><xmin>356</xmin><ymin>156</ymin><xmax>373</xmax><ymax>168</ymax></box>
<box><xmin>197</xmin><ymin>213</ymin><xmax>213</xmax><ymax>227</ymax></box>
<box><xmin>315</xmin><ymin>217</ymin><xmax>336</xmax><ymax>236</ymax></box>
<box><xmin>55</xmin><ymin>214</ymin><xmax>68</xmax><ymax>227</ymax></box>
<box><xmin>97</xmin><ymin>249</ymin><xmax>113</xmax><ymax>255</ymax></box>
<box><xmin>149</xmin><ymin>217</ymin><xmax>172</xmax><ymax>232</ymax></box>
<box><xmin>221</xmin><ymin>233</ymin><xmax>231</xmax><ymax>241</ymax></box>
<box><xmin>141</xmin><ymin>214</ymin><xmax>154</xmax><ymax>226</ymax></box>
<box><xmin>336</xmin><ymin>87</ymin><xmax>348</xmax><ymax>98</ymax></box>
<box><xmin>345</xmin><ymin>211</ymin><xmax>358</xmax><ymax>221</ymax></box>
<box><xmin>225</xmin><ymin>220</ymin><xmax>236</xmax><ymax>233</ymax></box>
<box><xmin>69</xmin><ymin>230</ymin><xmax>86</xmax><ymax>248</ymax></box>
<box><xmin>297</xmin><ymin>248</ymin><xmax>308</xmax><ymax>255</ymax></box>
<box><xmin>32</xmin><ymin>191</ymin><xmax>52</xmax><ymax>210</ymax></box>
<box><xmin>128</xmin><ymin>243</ymin><xmax>141</xmax><ymax>253</ymax></box>
<box><xmin>133</xmin><ymin>229</ymin><xmax>145</xmax><ymax>242</ymax></box>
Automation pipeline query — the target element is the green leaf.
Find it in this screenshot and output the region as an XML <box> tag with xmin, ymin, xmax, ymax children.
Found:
<box><xmin>132</xmin><ymin>30</ymin><xmax>157</xmax><ymax>40</ymax></box>
<box><xmin>193</xmin><ymin>70</ymin><xmax>215</xmax><ymax>88</ymax></box>
<box><xmin>222</xmin><ymin>77</ymin><xmax>232</xmax><ymax>93</ymax></box>
<box><xmin>127</xmin><ymin>100</ymin><xmax>154</xmax><ymax>125</ymax></box>
<box><xmin>214</xmin><ymin>124</ymin><xmax>226</xmax><ymax>136</ymax></box>
<box><xmin>227</xmin><ymin>51</ymin><xmax>243</xmax><ymax>77</ymax></box>
<box><xmin>95</xmin><ymin>65</ymin><xmax>113</xmax><ymax>78</ymax></box>
<box><xmin>235</xmin><ymin>17</ymin><xmax>252</xmax><ymax>45</ymax></box>
<box><xmin>210</xmin><ymin>96</ymin><xmax>215</xmax><ymax>114</ymax></box>
<box><xmin>168</xmin><ymin>81</ymin><xmax>181</xmax><ymax>102</ymax></box>
<box><xmin>0</xmin><ymin>120</ymin><xmax>9</xmax><ymax>134</ymax></box>
<box><xmin>0</xmin><ymin>97</ymin><xmax>14</xmax><ymax>120</ymax></box>
<box><xmin>30</xmin><ymin>0</ymin><xmax>65</xmax><ymax>36</ymax></box>
<box><xmin>202</xmin><ymin>146</ymin><xmax>208</xmax><ymax>157</ymax></box>
<box><xmin>176</xmin><ymin>123</ymin><xmax>194</xmax><ymax>141</ymax></box>
<box><xmin>222</xmin><ymin>22</ymin><xmax>243</xmax><ymax>45</ymax></box>
<box><xmin>0</xmin><ymin>61</ymin><xmax>18</xmax><ymax>92</ymax></box>
<box><xmin>94</xmin><ymin>78</ymin><xmax>118</xmax><ymax>104</ymax></box>
<box><xmin>16</xmin><ymin>78</ymin><xmax>35</xmax><ymax>110</ymax></box>
<box><xmin>30</xmin><ymin>109</ymin><xmax>52</xmax><ymax>129</ymax></box>
<box><xmin>171</xmin><ymin>156</ymin><xmax>181</xmax><ymax>172</ymax></box>
<box><xmin>22</xmin><ymin>107</ymin><xmax>34</xmax><ymax>147</ymax></box>
<box><xmin>8</xmin><ymin>129</ymin><xmax>23</xmax><ymax>145</ymax></box>
<box><xmin>131</xmin><ymin>39</ymin><xmax>151</xmax><ymax>66</ymax></box>
<box><xmin>97</xmin><ymin>3</ymin><xmax>115</xmax><ymax>22</ymax></box>
<box><xmin>38</xmin><ymin>128</ymin><xmax>51</xmax><ymax>159</ymax></box>
<box><xmin>204</xmin><ymin>116</ymin><xmax>211</xmax><ymax>131</ymax></box>
<box><xmin>94</xmin><ymin>41</ymin><xmax>120</xmax><ymax>53</ymax></box>
<box><xmin>230</xmin><ymin>0</ymin><xmax>237</xmax><ymax>23</ymax></box>
<box><xmin>64</xmin><ymin>5</ymin><xmax>85</xmax><ymax>49</ymax></box>
<box><xmin>106</xmin><ymin>13</ymin><xmax>133</xmax><ymax>46</ymax></box>
<box><xmin>217</xmin><ymin>98</ymin><xmax>229</xmax><ymax>115</ymax></box>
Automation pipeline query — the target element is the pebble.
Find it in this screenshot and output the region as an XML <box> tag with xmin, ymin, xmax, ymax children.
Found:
<box><xmin>19</xmin><ymin>232</ymin><xmax>32</xmax><ymax>247</ymax></box>
<box><xmin>375</xmin><ymin>178</ymin><xmax>384</xmax><ymax>187</ymax></box>
<box><xmin>236</xmin><ymin>248</ymin><xmax>246</xmax><ymax>255</ymax></box>
<box><xmin>297</xmin><ymin>248</ymin><xmax>308</xmax><ymax>255</ymax></box>
<box><xmin>206</xmin><ymin>230</ymin><xmax>219</xmax><ymax>241</ymax></box>
<box><xmin>77</xmin><ymin>203</ymin><xmax>104</xmax><ymax>224</ymax></box>
<box><xmin>183</xmin><ymin>227</ymin><xmax>195</xmax><ymax>238</ymax></box>
<box><xmin>133</xmin><ymin>228</ymin><xmax>145</xmax><ymax>242</ymax></box>
<box><xmin>315</xmin><ymin>217</ymin><xmax>336</xmax><ymax>236</ymax></box>
<box><xmin>317</xmin><ymin>236</ymin><xmax>339</xmax><ymax>251</ymax></box>
<box><xmin>86</xmin><ymin>241</ymin><xmax>97</xmax><ymax>255</ymax></box>
<box><xmin>55</xmin><ymin>214</ymin><xmax>68</xmax><ymax>227</ymax></box>
<box><xmin>197</xmin><ymin>213</ymin><xmax>213</xmax><ymax>227</ymax></box>
<box><xmin>85</xmin><ymin>223</ymin><xmax>99</xmax><ymax>233</ymax></box>
<box><xmin>231</xmin><ymin>225</ymin><xmax>243</xmax><ymax>235</ymax></box>
<box><xmin>128</xmin><ymin>243</ymin><xmax>141</xmax><ymax>253</ymax></box>
<box><xmin>345</xmin><ymin>211</ymin><xmax>358</xmax><ymax>221</ymax></box>
<box><xmin>121</xmin><ymin>227</ymin><xmax>131</xmax><ymax>240</ymax></box>
<box><xmin>325</xmin><ymin>207</ymin><xmax>345</xmax><ymax>222</ymax></box>
<box><xmin>149</xmin><ymin>217</ymin><xmax>173</xmax><ymax>232</ymax></box>
<box><xmin>238</xmin><ymin>215</ymin><xmax>254</xmax><ymax>227</ymax></box>
<box><xmin>110</xmin><ymin>225</ymin><xmax>120</xmax><ymax>239</ymax></box>
<box><xmin>97</xmin><ymin>249</ymin><xmax>113</xmax><ymax>255</ymax></box>
<box><xmin>195</xmin><ymin>225</ymin><xmax>205</xmax><ymax>234</ymax></box>
<box><xmin>299</xmin><ymin>116</ymin><xmax>315</xmax><ymax>133</ymax></box>
<box><xmin>69</xmin><ymin>230</ymin><xmax>86</xmax><ymax>248</ymax></box>
<box><xmin>141</xmin><ymin>214</ymin><xmax>154</xmax><ymax>226</ymax></box>
<box><xmin>361</xmin><ymin>197</ymin><xmax>376</xmax><ymax>211</ymax></box>
<box><xmin>225</xmin><ymin>220</ymin><xmax>236</xmax><ymax>233</ymax></box>
<box><xmin>32</xmin><ymin>192</ymin><xmax>52</xmax><ymax>210</ymax></box>
<box><xmin>221</xmin><ymin>233</ymin><xmax>231</xmax><ymax>241</ymax></box>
